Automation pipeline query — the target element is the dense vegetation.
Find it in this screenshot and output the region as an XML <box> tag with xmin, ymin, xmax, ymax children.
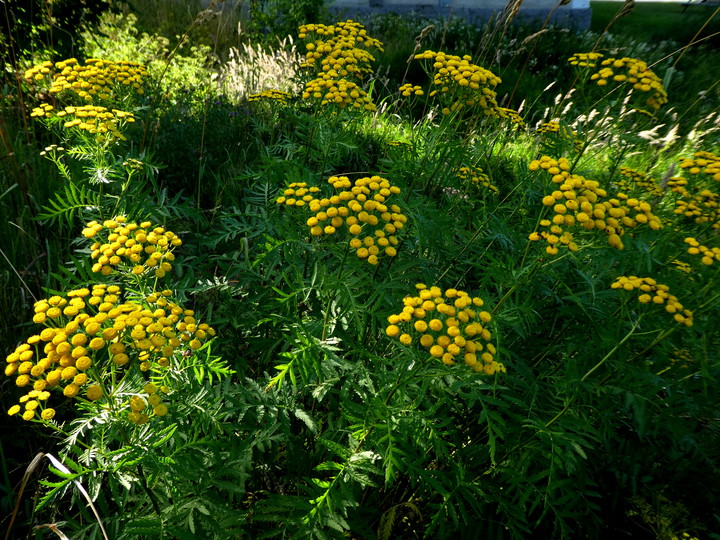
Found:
<box><xmin>2</xmin><ymin>1</ymin><xmax>719</xmax><ymax>538</ymax></box>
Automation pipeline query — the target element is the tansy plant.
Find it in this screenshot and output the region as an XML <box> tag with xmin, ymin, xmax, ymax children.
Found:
<box><xmin>568</xmin><ymin>52</ymin><xmax>668</xmax><ymax>113</ymax></box>
<box><xmin>298</xmin><ymin>20</ymin><xmax>383</xmax><ymax>113</ymax></box>
<box><xmin>5</xmin><ymin>284</ymin><xmax>215</xmax><ymax>425</ymax></box>
<box><xmin>24</xmin><ymin>56</ymin><xmax>151</xmax><ymax>218</ymax></box>
<box><xmin>411</xmin><ymin>49</ymin><xmax>503</xmax><ymax>118</ymax></box>
<box><xmin>277</xmin><ymin>174</ymin><xmax>408</xmax><ymax>265</ymax></box>
<box><xmin>528</xmin><ymin>155</ymin><xmax>662</xmax><ymax>254</ymax></box>
<box><xmin>25</xmin><ymin>57</ymin><xmax>146</xmax><ymax>145</ymax></box>
<box><xmin>4</xmin><ymin>215</ymin><xmax>217</xmax><ymax>426</ymax></box>
<box><xmin>385</xmin><ymin>284</ymin><xmax>505</xmax><ymax>374</ymax></box>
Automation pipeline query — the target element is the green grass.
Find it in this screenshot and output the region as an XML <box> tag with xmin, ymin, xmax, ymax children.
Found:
<box><xmin>591</xmin><ymin>1</ymin><xmax>720</xmax><ymax>45</ymax></box>
<box><xmin>589</xmin><ymin>2</ymin><xmax>720</xmax><ymax>125</ymax></box>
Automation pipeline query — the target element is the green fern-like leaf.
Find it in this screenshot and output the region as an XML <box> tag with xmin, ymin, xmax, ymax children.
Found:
<box><xmin>37</xmin><ymin>181</ymin><xmax>101</xmax><ymax>229</ymax></box>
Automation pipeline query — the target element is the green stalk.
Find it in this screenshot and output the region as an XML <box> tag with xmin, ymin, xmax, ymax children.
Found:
<box><xmin>435</xmin><ymin>181</ymin><xmax>524</xmax><ymax>285</ymax></box>
<box><xmin>479</xmin><ymin>316</ymin><xmax>643</xmax><ymax>479</ymax></box>
<box><xmin>577</xmin><ymin>316</ymin><xmax>643</xmax><ymax>385</ymax></box>
<box><xmin>320</xmin><ymin>245</ymin><xmax>350</xmax><ymax>341</ymax></box>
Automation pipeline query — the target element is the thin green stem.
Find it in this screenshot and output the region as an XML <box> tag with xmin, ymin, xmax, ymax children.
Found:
<box><xmin>320</xmin><ymin>245</ymin><xmax>350</xmax><ymax>341</ymax></box>
<box><xmin>672</xmin><ymin>7</ymin><xmax>720</xmax><ymax>68</ymax></box>
<box><xmin>435</xmin><ymin>181</ymin><xmax>525</xmax><ymax>285</ymax></box>
<box><xmin>579</xmin><ymin>316</ymin><xmax>643</xmax><ymax>385</ymax></box>
<box><xmin>491</xmin><ymin>260</ymin><xmax>542</xmax><ymax>316</ymax></box>
<box><xmin>479</xmin><ymin>315</ymin><xmax>644</xmax><ymax>479</ymax></box>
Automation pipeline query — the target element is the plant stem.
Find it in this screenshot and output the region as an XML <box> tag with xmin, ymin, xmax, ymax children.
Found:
<box><xmin>482</xmin><ymin>316</ymin><xmax>642</xmax><ymax>477</ymax></box>
<box><xmin>320</xmin><ymin>245</ymin><xmax>350</xmax><ymax>341</ymax></box>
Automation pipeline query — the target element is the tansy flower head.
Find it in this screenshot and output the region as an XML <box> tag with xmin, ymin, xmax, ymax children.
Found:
<box><xmin>298</xmin><ymin>20</ymin><xmax>382</xmax><ymax>113</ymax></box>
<box><xmin>386</xmin><ymin>285</ymin><xmax>505</xmax><ymax>375</ymax></box>
<box><xmin>125</xmin><ymin>381</ymin><xmax>169</xmax><ymax>424</ymax></box>
<box><xmin>497</xmin><ymin>107</ymin><xmax>526</xmax><ymax>130</ymax></box>
<box><xmin>31</xmin><ymin>104</ymin><xmax>136</xmax><ymax>143</ymax></box>
<box><xmin>611</xmin><ymin>276</ymin><xmax>693</xmax><ymax>327</ymax></box>
<box><xmin>571</xmin><ymin>53</ymin><xmax>668</xmax><ymax>110</ymax></box>
<box><xmin>669</xmin><ymin>152</ymin><xmax>720</xmax><ymax>230</ymax></box>
<box><xmin>683</xmin><ymin>236</ymin><xmax>720</xmax><ymax>266</ymax></box>
<box><xmin>413</xmin><ymin>50</ymin><xmax>502</xmax><ymax>117</ymax></box>
<box><xmin>528</xmin><ymin>156</ymin><xmax>662</xmax><ymax>255</ymax></box>
<box><xmin>615</xmin><ymin>167</ymin><xmax>663</xmax><ymax>197</ymax></box>
<box><xmin>455</xmin><ymin>165</ymin><xmax>498</xmax><ymax>193</ymax></box>
<box><xmin>536</xmin><ymin>121</ymin><xmax>584</xmax><ymax>153</ymax></box>
<box><xmin>299</xmin><ymin>20</ymin><xmax>383</xmax><ymax>76</ymax></box>
<box><xmin>248</xmin><ymin>89</ymin><xmax>293</xmax><ymax>104</ymax></box>
<box><xmin>5</xmin><ymin>285</ymin><xmax>215</xmax><ymax>422</ymax></box>
<box><xmin>81</xmin><ymin>216</ymin><xmax>181</xmax><ymax>278</ymax></box>
<box><xmin>678</xmin><ymin>151</ymin><xmax>720</xmax><ymax>181</ymax></box>
<box><xmin>567</xmin><ymin>52</ymin><xmax>604</xmax><ymax>68</ymax></box>
<box><xmin>302</xmin><ymin>77</ymin><xmax>376</xmax><ymax>112</ymax></box>
<box><xmin>25</xmin><ymin>57</ymin><xmax>148</xmax><ymax>103</ymax></box>
<box><xmin>399</xmin><ymin>83</ymin><xmax>424</xmax><ymax>97</ymax></box>
<box><xmin>278</xmin><ymin>175</ymin><xmax>408</xmax><ymax>266</ymax></box>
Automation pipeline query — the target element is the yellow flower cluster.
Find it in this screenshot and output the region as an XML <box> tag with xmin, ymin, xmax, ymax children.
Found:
<box><xmin>127</xmin><ymin>382</ymin><xmax>170</xmax><ymax>425</ymax></box>
<box><xmin>24</xmin><ymin>58</ymin><xmax>148</xmax><ymax>102</ymax></box>
<box><xmin>277</xmin><ymin>175</ymin><xmax>407</xmax><ymax>265</ymax></box>
<box><xmin>669</xmin><ymin>153</ymin><xmax>720</xmax><ymax>224</ymax></box>
<box><xmin>573</xmin><ymin>53</ymin><xmax>668</xmax><ymax>110</ymax></box>
<box><xmin>81</xmin><ymin>216</ymin><xmax>181</xmax><ymax>278</ymax></box>
<box><xmin>497</xmin><ymin>107</ymin><xmax>526</xmax><ymax>129</ymax></box>
<box><xmin>30</xmin><ymin>104</ymin><xmax>135</xmax><ymax>142</ymax></box>
<box><xmin>299</xmin><ymin>20</ymin><xmax>382</xmax><ymax>113</ymax></box>
<box><xmin>298</xmin><ymin>20</ymin><xmax>383</xmax><ymax>78</ymax></box>
<box><xmin>528</xmin><ymin>156</ymin><xmax>662</xmax><ymax>254</ymax></box>
<box><xmin>615</xmin><ymin>167</ymin><xmax>663</xmax><ymax>197</ymax></box>
<box><xmin>670</xmin><ymin>183</ymin><xmax>720</xmax><ymax>230</ymax></box>
<box><xmin>671</xmin><ymin>259</ymin><xmax>692</xmax><ymax>274</ymax></box>
<box><xmin>667</xmin><ymin>176</ymin><xmax>687</xmax><ymax>194</ymax></box>
<box><xmin>413</xmin><ymin>50</ymin><xmax>502</xmax><ymax>116</ymax></box>
<box><xmin>455</xmin><ymin>166</ymin><xmax>498</xmax><ymax>193</ymax></box>
<box><xmin>302</xmin><ymin>78</ymin><xmax>376</xmax><ymax>111</ymax></box>
<box><xmin>23</xmin><ymin>60</ymin><xmax>55</xmax><ymax>81</ymax></box>
<box><xmin>684</xmin><ymin>237</ymin><xmax>720</xmax><ymax>266</ymax></box>
<box><xmin>567</xmin><ymin>52</ymin><xmax>604</xmax><ymax>68</ymax></box>
<box><xmin>671</xmin><ymin>348</ymin><xmax>693</xmax><ymax>368</ymax></box>
<box><xmin>385</xmin><ymin>284</ymin><xmax>505</xmax><ymax>374</ymax></box>
<box><xmin>399</xmin><ymin>83</ymin><xmax>424</xmax><ymax>97</ymax></box>
<box><xmin>275</xmin><ymin>182</ymin><xmax>322</xmax><ymax>208</ymax></box>
<box><xmin>537</xmin><ymin>121</ymin><xmax>583</xmax><ymax>152</ymax></box>
<box><xmin>5</xmin><ymin>285</ymin><xmax>215</xmax><ymax>421</ymax></box>
<box><xmin>248</xmin><ymin>89</ymin><xmax>293</xmax><ymax>104</ymax></box>
<box><xmin>611</xmin><ymin>276</ymin><xmax>693</xmax><ymax>326</ymax></box>
<box><xmin>678</xmin><ymin>151</ymin><xmax>720</xmax><ymax>181</ymax></box>
<box><xmin>39</xmin><ymin>144</ymin><xmax>64</xmax><ymax>157</ymax></box>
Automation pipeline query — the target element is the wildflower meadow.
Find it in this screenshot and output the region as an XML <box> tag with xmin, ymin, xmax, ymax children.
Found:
<box><xmin>1</xmin><ymin>0</ymin><xmax>720</xmax><ymax>538</ymax></box>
